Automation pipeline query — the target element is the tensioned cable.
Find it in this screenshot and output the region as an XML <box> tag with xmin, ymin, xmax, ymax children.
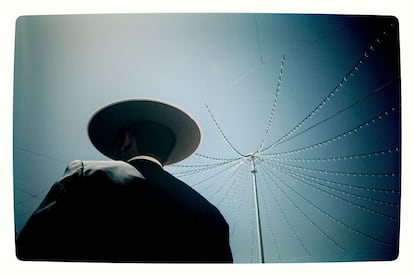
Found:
<box><xmin>260</xmin><ymin>77</ymin><xmax>398</xmax><ymax>152</ymax></box>
<box><xmin>274</xmin><ymin>165</ymin><xmax>399</xmax><ymax>222</ymax></box>
<box><xmin>260</xmin><ymin>168</ymin><xmax>312</xmax><ymax>258</ymax></box>
<box><xmin>260</xmin><ymin>22</ymin><xmax>397</xmax><ymax>154</ymax></box>
<box><xmin>256</xmin><ymin>55</ymin><xmax>286</xmax><ymax>153</ymax></box>
<box><xmin>220</xmin><ymin>162</ymin><xmax>250</xmax><ymax>213</ymax></box>
<box><xmin>266</xmin><ymin>105</ymin><xmax>399</xmax><ymax>157</ymax></box>
<box><xmin>274</xmin><ymin>164</ymin><xmax>400</xmax><ymax>208</ymax></box>
<box><xmin>205</xmin><ymin>103</ymin><xmax>248</xmax><ymax>157</ymax></box>
<box><xmin>189</xmin><ymin>158</ymin><xmax>245</xmax><ymax>188</ymax></box>
<box><xmin>15</xmin><ymin>146</ymin><xmax>69</xmax><ymax>165</ymax></box>
<box><xmin>268</xmin><ymin>159</ymin><xmax>400</xmax><ymax>179</ymax></box>
<box><xmin>261</xmin><ymin>164</ymin><xmax>345</xmax><ymax>250</ymax></box>
<box><xmin>262</xmin><ymin>163</ymin><xmax>393</xmax><ymax>247</ymax></box>
<box><xmin>262</xmin><ymin>147</ymin><xmax>400</xmax><ymax>164</ymax></box>
<box><xmin>254</xmin><ymin>14</ymin><xmax>264</xmax><ymax>65</ymax></box>
<box><xmin>262</xmin><ymin>156</ymin><xmax>400</xmax><ymax>194</ymax></box>
<box><xmin>172</xmin><ymin>158</ymin><xmax>240</xmax><ymax>178</ymax></box>
<box><xmin>206</xmin><ymin>159</ymin><xmax>246</xmax><ymax>201</ymax></box>
<box><xmin>228</xmin><ymin>171</ymin><xmax>250</xmax><ymax>242</ymax></box>
<box><xmin>258</xmin><ymin>178</ymin><xmax>282</xmax><ymax>261</ymax></box>
<box><xmin>195</xmin><ymin>152</ymin><xmax>243</xmax><ymax>162</ymax></box>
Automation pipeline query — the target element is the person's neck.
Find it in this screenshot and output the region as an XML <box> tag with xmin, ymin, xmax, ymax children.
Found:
<box><xmin>127</xmin><ymin>155</ymin><xmax>163</xmax><ymax>167</ymax></box>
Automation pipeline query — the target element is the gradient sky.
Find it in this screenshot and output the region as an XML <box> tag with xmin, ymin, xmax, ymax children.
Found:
<box><xmin>13</xmin><ymin>14</ymin><xmax>400</xmax><ymax>263</ymax></box>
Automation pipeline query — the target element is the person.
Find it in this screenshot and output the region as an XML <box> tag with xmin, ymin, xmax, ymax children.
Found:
<box><xmin>16</xmin><ymin>99</ymin><xmax>233</xmax><ymax>263</ymax></box>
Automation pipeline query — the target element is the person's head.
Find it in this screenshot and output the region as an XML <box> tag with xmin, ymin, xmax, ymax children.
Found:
<box><xmin>88</xmin><ymin>99</ymin><xmax>201</xmax><ymax>165</ymax></box>
<box><xmin>117</xmin><ymin>122</ymin><xmax>176</xmax><ymax>165</ymax></box>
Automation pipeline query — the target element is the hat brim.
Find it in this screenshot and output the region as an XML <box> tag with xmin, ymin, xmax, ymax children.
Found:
<box><xmin>88</xmin><ymin>99</ymin><xmax>202</xmax><ymax>165</ymax></box>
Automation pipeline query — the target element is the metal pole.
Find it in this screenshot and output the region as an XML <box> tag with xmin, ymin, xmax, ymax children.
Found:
<box><xmin>251</xmin><ymin>155</ymin><xmax>265</xmax><ymax>263</ymax></box>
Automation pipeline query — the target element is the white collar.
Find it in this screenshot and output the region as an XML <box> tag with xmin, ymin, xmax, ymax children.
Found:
<box><xmin>128</xmin><ymin>155</ymin><xmax>163</xmax><ymax>167</ymax></box>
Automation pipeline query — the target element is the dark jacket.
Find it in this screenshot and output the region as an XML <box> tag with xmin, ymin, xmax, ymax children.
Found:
<box><xmin>16</xmin><ymin>159</ymin><xmax>233</xmax><ymax>263</ymax></box>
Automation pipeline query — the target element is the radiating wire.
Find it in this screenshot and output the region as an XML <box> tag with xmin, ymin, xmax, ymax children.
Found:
<box><xmin>184</xmin><ymin>159</ymin><xmax>244</xmax><ymax>189</ymax></box>
<box><xmin>260</xmin><ymin>78</ymin><xmax>398</xmax><ymax>151</ymax></box>
<box><xmin>275</xmin><ymin>165</ymin><xmax>400</xmax><ymax>208</ymax></box>
<box><xmin>172</xmin><ymin>158</ymin><xmax>239</xmax><ymax>178</ymax></box>
<box><xmin>207</xmin><ymin>160</ymin><xmax>246</xmax><ymax>201</ymax></box>
<box><xmin>14</xmin><ymin>146</ymin><xmax>69</xmax><ymax>165</ymax></box>
<box><xmin>171</xmin><ymin>160</ymin><xmax>237</xmax><ymax>168</ymax></box>
<box><xmin>268</xmin><ymin>106</ymin><xmax>399</xmax><ymax>157</ymax></box>
<box><xmin>266</xmin><ymin>159</ymin><xmax>400</xmax><ymax>194</ymax></box>
<box><xmin>261</xmin><ymin>164</ymin><xmax>345</xmax><ymax>250</ymax></box>
<box><xmin>258</xmin><ymin>180</ymin><xmax>282</xmax><ymax>261</ymax></box>
<box><xmin>261</xmin><ymin>167</ymin><xmax>312</xmax><ymax>258</ymax></box>
<box><xmin>215</xmin><ymin>164</ymin><xmax>249</xmax><ymax>208</ymax></box>
<box><xmin>228</xmin><ymin>174</ymin><xmax>250</xmax><ymax>241</ymax></box>
<box><xmin>260</xmin><ymin>24</ymin><xmax>396</xmax><ymax>153</ymax></box>
<box><xmin>262</xmin><ymin>163</ymin><xmax>393</xmax><ymax>246</ymax></box>
<box><xmin>275</xmin><ymin>165</ymin><xmax>399</xmax><ymax>221</ymax></box>
<box><xmin>195</xmin><ymin>152</ymin><xmax>242</xmax><ymax>162</ymax></box>
<box><xmin>257</xmin><ymin>55</ymin><xmax>286</xmax><ymax>153</ymax></box>
<box><xmin>254</xmin><ymin>14</ymin><xmax>264</xmax><ymax>65</ymax></box>
<box><xmin>204</xmin><ymin>103</ymin><xmax>247</xmax><ymax>157</ymax></box>
<box><xmin>269</xmin><ymin>159</ymin><xmax>400</xmax><ymax>179</ymax></box>
<box><xmin>263</xmin><ymin>147</ymin><xmax>400</xmax><ymax>164</ymax></box>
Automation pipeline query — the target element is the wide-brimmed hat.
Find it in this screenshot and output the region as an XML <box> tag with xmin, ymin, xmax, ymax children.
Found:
<box><xmin>88</xmin><ymin>99</ymin><xmax>202</xmax><ymax>165</ymax></box>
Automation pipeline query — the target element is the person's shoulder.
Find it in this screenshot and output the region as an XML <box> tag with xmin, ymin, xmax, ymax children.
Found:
<box><xmin>61</xmin><ymin>160</ymin><xmax>145</xmax><ymax>182</ymax></box>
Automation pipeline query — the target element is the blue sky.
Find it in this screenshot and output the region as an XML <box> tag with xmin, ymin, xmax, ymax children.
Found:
<box><xmin>13</xmin><ymin>14</ymin><xmax>400</xmax><ymax>263</ymax></box>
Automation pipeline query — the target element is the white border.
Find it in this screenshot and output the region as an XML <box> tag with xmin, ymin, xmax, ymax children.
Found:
<box><xmin>1</xmin><ymin>1</ymin><xmax>412</xmax><ymax>275</ymax></box>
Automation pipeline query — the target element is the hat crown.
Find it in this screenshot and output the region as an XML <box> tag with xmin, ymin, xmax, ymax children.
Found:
<box><xmin>88</xmin><ymin>99</ymin><xmax>201</xmax><ymax>165</ymax></box>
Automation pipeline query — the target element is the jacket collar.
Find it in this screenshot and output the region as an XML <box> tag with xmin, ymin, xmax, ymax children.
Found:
<box><xmin>127</xmin><ymin>155</ymin><xmax>163</xmax><ymax>168</ymax></box>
